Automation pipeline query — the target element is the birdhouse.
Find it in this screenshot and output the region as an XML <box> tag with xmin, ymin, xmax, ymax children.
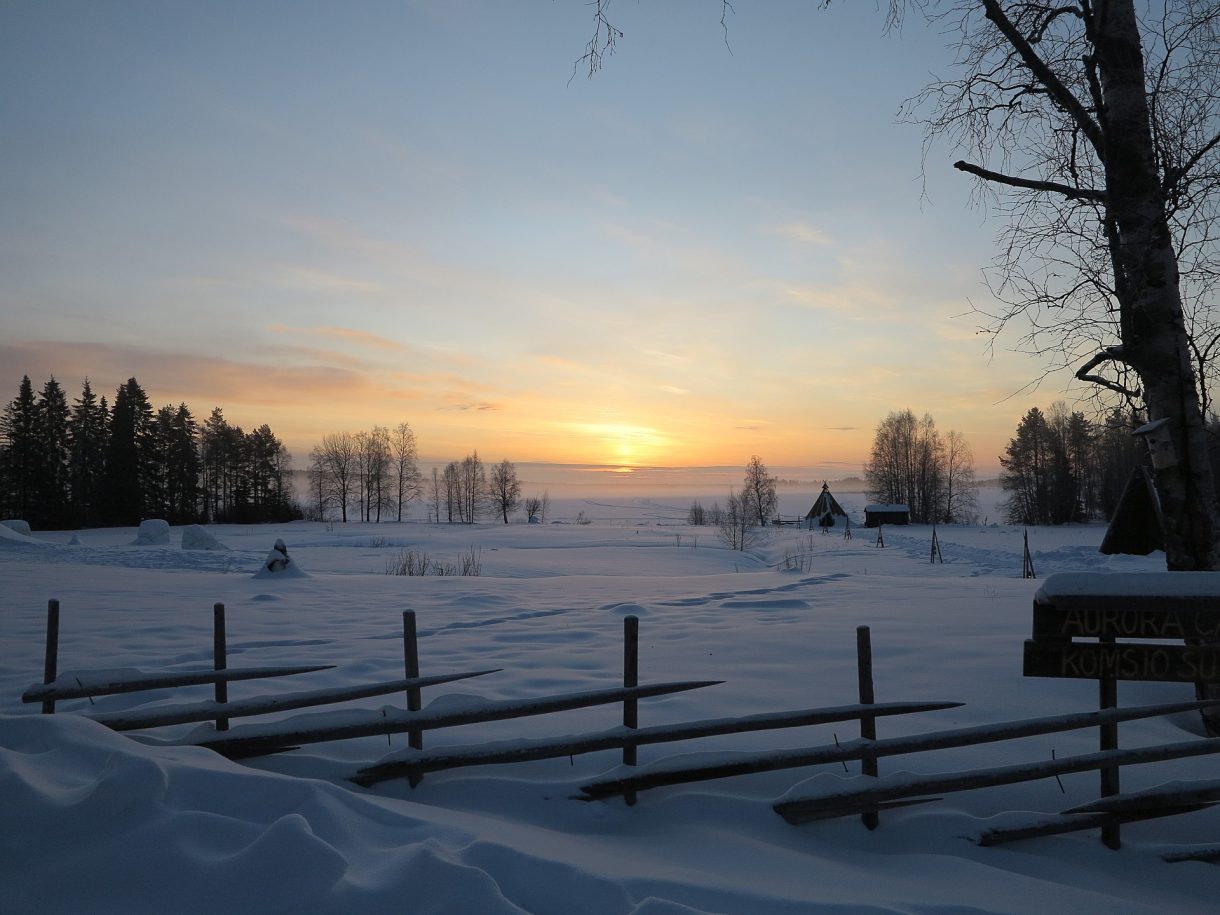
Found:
<box><xmin>1133</xmin><ymin>417</ymin><xmax>1176</xmax><ymax>470</ymax></box>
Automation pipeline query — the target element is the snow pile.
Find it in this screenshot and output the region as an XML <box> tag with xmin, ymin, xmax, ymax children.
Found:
<box><xmin>0</xmin><ymin>714</ymin><xmax>504</xmax><ymax>915</ymax></box>
<box><xmin>181</xmin><ymin>525</ymin><xmax>227</xmax><ymax>551</ymax></box>
<box><xmin>0</xmin><ymin>524</ymin><xmax>35</xmax><ymax>545</ymax></box>
<box><xmin>132</xmin><ymin>519</ymin><xmax>171</xmax><ymax>545</ymax></box>
<box><xmin>253</xmin><ymin>538</ymin><xmax>308</xmax><ymax>579</ymax></box>
<box><xmin>1</xmin><ymin>519</ymin><xmax>32</xmax><ymax>536</ymax></box>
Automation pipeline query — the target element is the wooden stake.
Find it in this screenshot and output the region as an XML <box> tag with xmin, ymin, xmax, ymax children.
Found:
<box><xmin>1099</xmin><ymin>636</ymin><xmax>1120</xmax><ymax>850</ymax></box>
<box><xmin>403</xmin><ymin>610</ymin><xmax>423</xmax><ymax>753</ymax></box>
<box><xmin>857</xmin><ymin>626</ymin><xmax>879</xmax><ymax>829</ymax></box>
<box><xmin>624</xmin><ymin>615</ymin><xmax>639</xmax><ymax>806</ymax></box>
<box><xmin>213</xmin><ymin>603</ymin><xmax>228</xmax><ymax>731</ymax></box>
<box><xmin>42</xmin><ymin>599</ymin><xmax>60</xmax><ymax>714</ymax></box>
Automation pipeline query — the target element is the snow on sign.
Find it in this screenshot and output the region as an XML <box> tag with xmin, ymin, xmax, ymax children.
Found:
<box><xmin>1023</xmin><ymin>571</ymin><xmax>1220</xmax><ymax>683</ymax></box>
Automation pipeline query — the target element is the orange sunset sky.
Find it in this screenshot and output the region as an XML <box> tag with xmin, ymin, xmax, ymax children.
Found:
<box><xmin>1</xmin><ymin>2</ymin><xmax>1086</xmax><ymax>478</ymax></box>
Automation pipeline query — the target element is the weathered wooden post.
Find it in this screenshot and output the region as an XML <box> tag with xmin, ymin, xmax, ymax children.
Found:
<box><xmin>1022</xmin><ymin>530</ymin><xmax>1036</xmax><ymax>579</ymax></box>
<box><xmin>624</xmin><ymin>615</ymin><xmax>639</xmax><ymax>806</ymax></box>
<box><xmin>857</xmin><ymin>625</ymin><xmax>879</xmax><ymax>829</ymax></box>
<box><xmin>403</xmin><ymin>609</ymin><xmax>423</xmax><ymax>746</ymax></box>
<box><xmin>1099</xmin><ymin>635</ymin><xmax>1121</xmax><ymax>850</ymax></box>
<box><xmin>213</xmin><ymin>603</ymin><xmax>229</xmax><ymax>731</ymax></box>
<box><xmin>42</xmin><ymin>599</ymin><xmax>60</xmax><ymax>714</ymax></box>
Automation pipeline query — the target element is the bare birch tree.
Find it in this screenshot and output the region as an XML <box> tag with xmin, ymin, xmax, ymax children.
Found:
<box><xmin>489</xmin><ymin>458</ymin><xmax>522</xmax><ymax>523</ymax></box>
<box><xmin>390</xmin><ymin>422</ymin><xmax>422</xmax><ymax>521</ymax></box>
<box><xmin>942</xmin><ymin>429</ymin><xmax>979</xmax><ymax>523</ymax></box>
<box><xmin>310</xmin><ymin>431</ymin><xmax>358</xmax><ymax>523</ymax></box>
<box><xmin>742</xmin><ymin>455</ymin><xmax>778</xmax><ymax>526</ymax></box>
<box><xmin>718</xmin><ymin>488</ymin><xmax>758</xmax><ymax>551</ymax></box>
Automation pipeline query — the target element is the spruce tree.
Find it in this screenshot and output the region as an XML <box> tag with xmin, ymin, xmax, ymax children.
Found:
<box><xmin>34</xmin><ymin>377</ymin><xmax>71</xmax><ymax>527</ymax></box>
<box><xmin>67</xmin><ymin>379</ymin><xmax>108</xmax><ymax>528</ymax></box>
<box><xmin>168</xmin><ymin>404</ymin><xmax>201</xmax><ymax>522</ymax></box>
<box><xmin>0</xmin><ymin>376</ymin><xmax>39</xmax><ymax>520</ymax></box>
<box><xmin>103</xmin><ymin>378</ymin><xmax>153</xmax><ymax>525</ymax></box>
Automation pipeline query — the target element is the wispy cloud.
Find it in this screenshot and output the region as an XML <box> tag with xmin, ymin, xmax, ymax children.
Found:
<box><xmin>439</xmin><ymin>401</ymin><xmax>503</xmax><ymax>412</ymax></box>
<box><xmin>268</xmin><ymin>266</ymin><xmax>386</xmax><ymax>295</ymax></box>
<box><xmin>769</xmin><ymin>222</ymin><xmax>834</xmax><ymax>246</ymax></box>
<box><xmin>273</xmin><ymin>325</ymin><xmax>410</xmax><ymax>352</ymax></box>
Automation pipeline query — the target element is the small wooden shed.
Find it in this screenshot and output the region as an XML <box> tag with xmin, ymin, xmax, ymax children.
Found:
<box><xmin>864</xmin><ymin>504</ymin><xmax>909</xmax><ymax>527</ymax></box>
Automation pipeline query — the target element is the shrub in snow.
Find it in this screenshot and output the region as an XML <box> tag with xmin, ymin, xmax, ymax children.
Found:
<box><xmin>1</xmin><ymin>519</ymin><xmax>32</xmax><ymax>536</ymax></box>
<box><xmin>133</xmin><ymin>519</ymin><xmax>171</xmax><ymax>545</ymax></box>
<box><xmin>181</xmin><ymin>524</ymin><xmax>227</xmax><ymax>551</ymax></box>
<box><xmin>253</xmin><ymin>538</ymin><xmax>309</xmax><ymax>579</ymax></box>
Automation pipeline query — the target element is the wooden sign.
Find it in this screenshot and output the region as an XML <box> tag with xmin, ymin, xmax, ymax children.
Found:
<box><xmin>1024</xmin><ymin>573</ymin><xmax>1220</xmax><ymax>684</ymax></box>
<box><xmin>1023</xmin><ymin>639</ymin><xmax>1220</xmax><ymax>683</ymax></box>
<box><xmin>1032</xmin><ymin>601</ymin><xmax>1220</xmax><ymax>640</ymax></box>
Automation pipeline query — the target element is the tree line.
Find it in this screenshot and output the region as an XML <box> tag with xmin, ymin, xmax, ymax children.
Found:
<box><xmin>999</xmin><ymin>403</ymin><xmax>1147</xmax><ymax>526</ymax></box>
<box><xmin>307</xmin><ymin>436</ymin><xmax>531</xmax><ymax>525</ymax></box>
<box><xmin>862</xmin><ymin>404</ymin><xmax>1155</xmax><ymax>528</ymax></box>
<box><xmin>0</xmin><ymin>375</ymin><xmax>298</xmax><ymax>528</ymax></box>
<box><xmin>864</xmin><ymin>410</ymin><xmax>979</xmax><ymax>524</ymax></box>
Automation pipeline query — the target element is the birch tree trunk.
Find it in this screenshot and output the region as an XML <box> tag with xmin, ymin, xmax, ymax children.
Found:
<box><xmin>1094</xmin><ymin>0</ymin><xmax>1220</xmax><ymax>572</ymax></box>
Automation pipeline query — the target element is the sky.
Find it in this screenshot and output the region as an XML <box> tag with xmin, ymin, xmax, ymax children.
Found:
<box><xmin>0</xmin><ymin>0</ymin><xmax>1080</xmax><ymax>478</ymax></box>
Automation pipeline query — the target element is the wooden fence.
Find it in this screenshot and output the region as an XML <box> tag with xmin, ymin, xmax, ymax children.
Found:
<box><xmin>20</xmin><ymin>597</ymin><xmax>1220</xmax><ymax>857</ymax></box>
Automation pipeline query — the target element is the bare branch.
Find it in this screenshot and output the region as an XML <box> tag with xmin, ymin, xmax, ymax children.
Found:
<box><xmin>1075</xmin><ymin>349</ymin><xmax>1141</xmax><ymax>399</ymax></box>
<box><xmin>979</xmin><ymin>0</ymin><xmax>1104</xmax><ymax>154</ymax></box>
<box><xmin>954</xmin><ymin>159</ymin><xmax>1105</xmax><ymax>201</ymax></box>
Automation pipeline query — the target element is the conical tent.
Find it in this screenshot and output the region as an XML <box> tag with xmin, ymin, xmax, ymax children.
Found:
<box><xmin>805</xmin><ymin>482</ymin><xmax>848</xmax><ymax>526</ymax></box>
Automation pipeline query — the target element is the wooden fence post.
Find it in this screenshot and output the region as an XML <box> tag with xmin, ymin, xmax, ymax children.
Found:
<box><xmin>1099</xmin><ymin>635</ymin><xmax>1121</xmax><ymax>850</ymax></box>
<box><xmin>857</xmin><ymin>625</ymin><xmax>879</xmax><ymax>829</ymax></box>
<box><xmin>213</xmin><ymin>603</ymin><xmax>229</xmax><ymax>731</ymax></box>
<box><xmin>403</xmin><ymin>610</ymin><xmax>424</xmax><ymax>787</ymax></box>
<box><xmin>624</xmin><ymin>615</ymin><xmax>639</xmax><ymax>806</ymax></box>
<box><xmin>42</xmin><ymin>599</ymin><xmax>60</xmax><ymax>714</ymax></box>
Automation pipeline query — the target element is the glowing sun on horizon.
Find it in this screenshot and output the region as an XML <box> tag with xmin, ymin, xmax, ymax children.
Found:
<box><xmin>563</xmin><ymin>420</ymin><xmax>669</xmax><ymax>468</ymax></box>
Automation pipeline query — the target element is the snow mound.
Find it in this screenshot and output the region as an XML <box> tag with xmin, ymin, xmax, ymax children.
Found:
<box><xmin>253</xmin><ymin>538</ymin><xmax>309</xmax><ymax>579</ymax></box>
<box><xmin>1</xmin><ymin>519</ymin><xmax>31</xmax><ymax>536</ymax></box>
<box><xmin>0</xmin><ymin>524</ymin><xmax>34</xmax><ymax>544</ymax></box>
<box><xmin>0</xmin><ymin>522</ymin><xmax>48</xmax><ymax>549</ymax></box>
<box><xmin>0</xmin><ymin>714</ymin><xmax>516</xmax><ymax>915</ymax></box>
<box><xmin>133</xmin><ymin>519</ymin><xmax>171</xmax><ymax>545</ymax></box>
<box><xmin>181</xmin><ymin>525</ymin><xmax>227</xmax><ymax>551</ymax></box>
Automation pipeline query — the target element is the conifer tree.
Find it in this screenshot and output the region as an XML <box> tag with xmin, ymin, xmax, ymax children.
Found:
<box><xmin>103</xmin><ymin>378</ymin><xmax>153</xmax><ymax>524</ymax></box>
<box><xmin>67</xmin><ymin>379</ymin><xmax>108</xmax><ymax>528</ymax></box>
<box><xmin>0</xmin><ymin>376</ymin><xmax>39</xmax><ymax>520</ymax></box>
<box><xmin>34</xmin><ymin>377</ymin><xmax>71</xmax><ymax>527</ymax></box>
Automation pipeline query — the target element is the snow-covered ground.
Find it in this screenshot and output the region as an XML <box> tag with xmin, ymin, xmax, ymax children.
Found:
<box><xmin>3</xmin><ymin>492</ymin><xmax>1219</xmax><ymax>913</ymax></box>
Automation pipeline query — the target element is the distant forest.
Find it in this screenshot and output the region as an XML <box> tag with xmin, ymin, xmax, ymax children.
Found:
<box><xmin>0</xmin><ymin>375</ymin><xmax>299</xmax><ymax>529</ymax></box>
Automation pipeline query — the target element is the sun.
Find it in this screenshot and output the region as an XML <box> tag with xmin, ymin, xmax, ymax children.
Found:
<box><xmin>562</xmin><ymin>420</ymin><xmax>669</xmax><ymax>467</ymax></box>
